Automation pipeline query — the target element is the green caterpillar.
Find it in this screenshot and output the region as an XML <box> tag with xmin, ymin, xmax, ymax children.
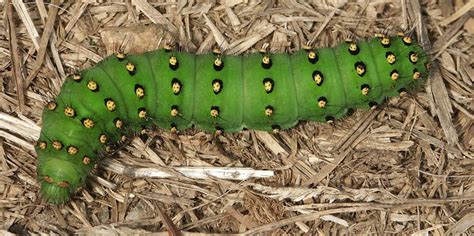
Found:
<box><xmin>36</xmin><ymin>34</ymin><xmax>429</xmax><ymax>204</ymax></box>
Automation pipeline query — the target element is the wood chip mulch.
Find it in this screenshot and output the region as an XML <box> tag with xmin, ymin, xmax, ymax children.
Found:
<box><xmin>1</xmin><ymin>0</ymin><xmax>473</xmax><ymax>235</ymax></box>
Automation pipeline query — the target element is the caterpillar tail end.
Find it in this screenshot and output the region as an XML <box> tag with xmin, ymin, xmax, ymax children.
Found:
<box><xmin>40</xmin><ymin>181</ymin><xmax>75</xmax><ymax>205</ymax></box>
<box><xmin>37</xmin><ymin>157</ymin><xmax>90</xmax><ymax>204</ymax></box>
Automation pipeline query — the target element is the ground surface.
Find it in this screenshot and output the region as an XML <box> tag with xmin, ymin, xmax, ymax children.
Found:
<box><xmin>1</xmin><ymin>0</ymin><xmax>473</xmax><ymax>235</ymax></box>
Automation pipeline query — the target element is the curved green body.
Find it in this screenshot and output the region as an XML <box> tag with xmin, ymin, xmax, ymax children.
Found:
<box><xmin>36</xmin><ymin>35</ymin><xmax>429</xmax><ymax>204</ymax></box>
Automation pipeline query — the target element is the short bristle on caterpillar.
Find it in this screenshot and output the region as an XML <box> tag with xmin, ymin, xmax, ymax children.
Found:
<box><xmin>36</xmin><ymin>34</ymin><xmax>429</xmax><ymax>204</ymax></box>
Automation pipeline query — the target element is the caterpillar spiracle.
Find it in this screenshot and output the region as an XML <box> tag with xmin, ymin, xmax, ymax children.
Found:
<box><xmin>36</xmin><ymin>33</ymin><xmax>429</xmax><ymax>204</ymax></box>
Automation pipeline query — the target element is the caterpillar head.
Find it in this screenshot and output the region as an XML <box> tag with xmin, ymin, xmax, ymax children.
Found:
<box><xmin>37</xmin><ymin>155</ymin><xmax>89</xmax><ymax>204</ymax></box>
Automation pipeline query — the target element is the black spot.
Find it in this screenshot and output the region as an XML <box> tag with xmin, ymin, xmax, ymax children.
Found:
<box><xmin>381</xmin><ymin>39</ymin><xmax>391</xmax><ymax>48</ymax></box>
<box><xmin>390</xmin><ymin>69</ymin><xmax>399</xmax><ymax>79</ymax></box>
<box><xmin>88</xmin><ymin>82</ymin><xmax>99</xmax><ymax>92</ymax></box>
<box><xmin>325</xmin><ymin>116</ymin><xmax>335</xmax><ymax>122</ymax></box>
<box><xmin>271</xmin><ymin>124</ymin><xmax>281</xmax><ymax>130</ymax></box>
<box><xmin>171</xmin><ymin>78</ymin><xmax>182</xmax><ymax>95</ymax></box>
<box><xmin>312</xmin><ymin>70</ymin><xmax>324</xmax><ymax>86</ymax></box>
<box><xmin>413</xmin><ymin>68</ymin><xmax>419</xmax><ymax>76</ymax></box>
<box><xmin>47</xmin><ymin>102</ymin><xmax>57</xmax><ymax>111</ymax></box>
<box><xmin>64</xmin><ymin>106</ymin><xmax>77</xmax><ymax>118</ymax></box>
<box><xmin>116</xmin><ymin>53</ymin><xmax>126</xmax><ymax>61</ymax></box>
<box><xmin>409</xmin><ymin>51</ymin><xmax>418</xmax><ymax>64</ymax></box>
<box><xmin>385</xmin><ymin>52</ymin><xmax>396</xmax><ymax>65</ymax></box>
<box><xmin>398</xmin><ymin>88</ymin><xmax>407</xmax><ymax>94</ymax></box>
<box><xmin>211</xmin><ymin>106</ymin><xmax>220</xmax><ymax>113</ymax></box>
<box><xmin>412</xmin><ymin>68</ymin><xmax>422</xmax><ymax>80</ymax></box>
<box><xmin>308</xmin><ymin>51</ymin><xmax>318</xmax><ymax>64</ymax></box>
<box><xmin>169</xmin><ymin>58</ymin><xmax>179</xmax><ymax>70</ymax></box>
<box><xmin>72</xmin><ymin>74</ymin><xmax>82</xmax><ymax>83</ymax></box>
<box><xmin>263</xmin><ymin>78</ymin><xmax>274</xmax><ymax>93</ymax></box>
<box><xmin>170</xmin><ymin>122</ymin><xmax>177</xmax><ymax>129</ymax></box>
<box><xmin>348</xmin><ymin>43</ymin><xmax>360</xmax><ymax>55</ymax></box>
<box><xmin>368</xmin><ymin>101</ymin><xmax>378</xmax><ymax>108</ymax></box>
<box><xmin>135</xmin><ymin>84</ymin><xmax>145</xmax><ymax>98</ymax></box>
<box><xmin>349</xmin><ymin>48</ymin><xmax>359</xmax><ymax>55</ymax></box>
<box><xmin>80</xmin><ymin>118</ymin><xmax>90</xmax><ymax>127</ymax></box>
<box><xmin>214</xmin><ymin>59</ymin><xmax>224</xmax><ymax>71</ymax></box>
<box><xmin>170</xmin><ymin>105</ymin><xmax>179</xmax><ymax>117</ymax></box>
<box><xmin>128</xmin><ymin>67</ymin><xmax>136</xmax><ymax>76</ymax></box>
<box><xmin>346</xmin><ymin>108</ymin><xmax>355</xmax><ymax>116</ymax></box>
<box><xmin>104</xmin><ymin>98</ymin><xmax>117</xmax><ymax>112</ymax></box>
<box><xmin>139</xmin><ymin>126</ymin><xmax>149</xmax><ymax>142</ymax></box>
<box><xmin>318</xmin><ymin>96</ymin><xmax>327</xmax><ymax>103</ymax></box>
<box><xmin>402</xmin><ymin>37</ymin><xmax>412</xmax><ymax>46</ymax></box>
<box><xmin>262</xmin><ymin>57</ymin><xmax>272</xmax><ymax>69</ymax></box>
<box><xmin>215</xmin><ymin>126</ymin><xmax>224</xmax><ymax>133</ymax></box>
<box><xmin>138</xmin><ymin>107</ymin><xmax>146</xmax><ymax>114</ymax></box>
<box><xmin>354</xmin><ymin>61</ymin><xmax>366</xmax><ymax>76</ymax></box>
<box><xmin>265</xmin><ymin>105</ymin><xmax>274</xmax><ymax>116</ymax></box>
<box><xmin>113</xmin><ymin>118</ymin><xmax>122</xmax><ymax>127</ymax></box>
<box><xmin>212</xmin><ymin>79</ymin><xmax>223</xmax><ymax>95</ymax></box>
<box><xmin>361</xmin><ymin>84</ymin><xmax>371</xmax><ymax>90</ymax></box>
